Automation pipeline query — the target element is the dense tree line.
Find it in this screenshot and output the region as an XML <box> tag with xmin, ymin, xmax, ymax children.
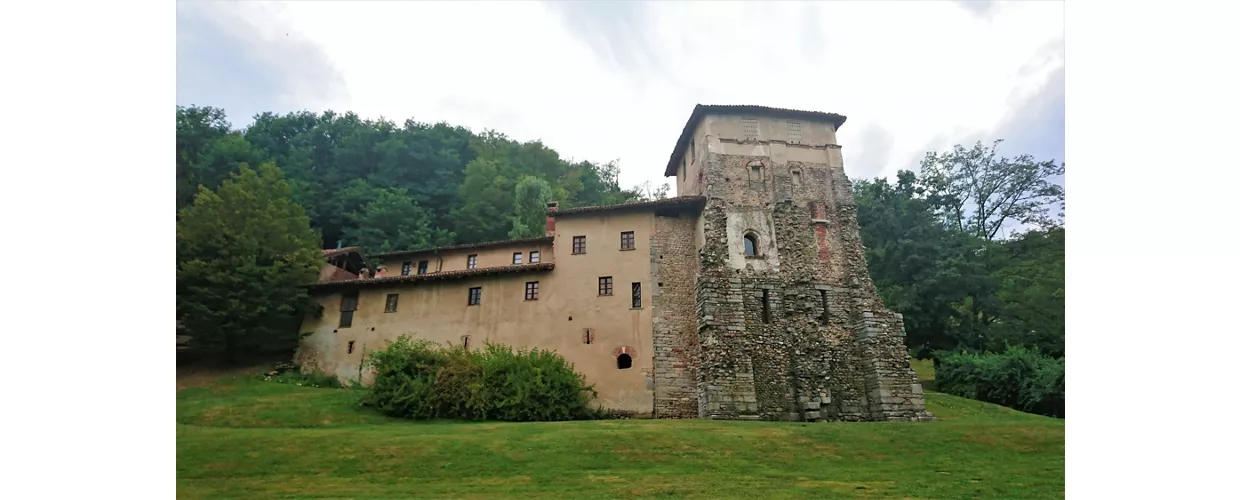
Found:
<box><xmin>177</xmin><ymin>105</ymin><xmax>1065</xmax><ymax>400</ymax></box>
<box><xmin>854</xmin><ymin>140</ymin><xmax>1065</xmax><ymax>361</ymax></box>
<box><xmin>177</xmin><ymin>106</ymin><xmax>666</xmax><ymax>252</ymax></box>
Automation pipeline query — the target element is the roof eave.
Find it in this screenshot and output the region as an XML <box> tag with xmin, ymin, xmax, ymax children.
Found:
<box><xmin>306</xmin><ymin>262</ymin><xmax>556</xmax><ymax>291</ymax></box>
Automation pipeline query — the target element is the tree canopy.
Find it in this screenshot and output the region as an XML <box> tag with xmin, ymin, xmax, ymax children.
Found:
<box><xmin>177</xmin><ymin>106</ymin><xmax>663</xmax><ymax>250</ymax></box>
<box><xmin>176</xmin><ymin>162</ymin><xmax>323</xmax><ymax>362</ymax></box>
<box><xmin>855</xmin><ymin>143</ymin><xmax>1065</xmax><ymax>359</ymax></box>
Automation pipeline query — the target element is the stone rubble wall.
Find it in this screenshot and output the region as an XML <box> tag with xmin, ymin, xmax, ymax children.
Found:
<box><xmin>650</xmin><ymin>213</ymin><xmax>702</xmax><ymax>418</ymax></box>
<box><xmin>690</xmin><ymin>148</ymin><xmax>933</xmax><ymax>422</ymax></box>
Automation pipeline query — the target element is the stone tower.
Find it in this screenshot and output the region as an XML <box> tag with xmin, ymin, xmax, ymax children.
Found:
<box><xmin>661</xmin><ymin>105</ymin><xmax>933</xmax><ymax>422</ymax></box>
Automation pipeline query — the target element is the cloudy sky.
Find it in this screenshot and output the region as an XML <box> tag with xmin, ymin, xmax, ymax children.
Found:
<box><xmin>177</xmin><ymin>0</ymin><xmax>1063</xmax><ymax>195</ymax></box>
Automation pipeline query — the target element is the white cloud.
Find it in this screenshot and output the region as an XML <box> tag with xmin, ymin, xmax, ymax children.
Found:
<box><xmin>179</xmin><ymin>0</ymin><xmax>1064</xmax><ymax>194</ymax></box>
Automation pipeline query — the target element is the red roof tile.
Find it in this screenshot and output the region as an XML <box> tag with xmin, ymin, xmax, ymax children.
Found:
<box><xmin>548</xmin><ymin>196</ymin><xmax>706</xmax><ymax>217</ymax></box>
<box><xmin>322</xmin><ymin>246</ymin><xmax>365</xmax><ymax>259</ymax></box>
<box><xmin>306</xmin><ymin>262</ymin><xmax>555</xmax><ymax>290</ymax></box>
<box><xmin>368</xmin><ymin>236</ymin><xmax>554</xmax><ymax>259</ymax></box>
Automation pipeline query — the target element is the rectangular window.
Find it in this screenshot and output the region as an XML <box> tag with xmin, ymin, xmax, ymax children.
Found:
<box><xmin>513</xmin><ymin>252</ymin><xmax>523</xmax><ymax>264</ymax></box>
<box><xmin>761</xmin><ymin>289</ymin><xmax>771</xmax><ymax>324</ymax></box>
<box><xmin>820</xmin><ymin>290</ymin><xmax>829</xmax><ymax>324</ymax></box>
<box><xmin>525</xmin><ymin>281</ymin><xmax>539</xmax><ymax>300</ymax></box>
<box><xmin>401</xmin><ymin>261</ymin><xmax>412</xmax><ymax>276</ymax></box>
<box><xmin>620</xmin><ymin>231</ymin><xmax>635</xmax><ymax>250</ymax></box>
<box><xmin>417</xmin><ymin>260</ymin><xmax>428</xmax><ymax>275</ymax></box>
<box><xmin>468</xmin><ymin>287</ymin><xmax>482</xmax><ymax>305</ymax></box>
<box><xmin>599</xmin><ymin>276</ymin><xmax>613</xmax><ymax>296</ymax></box>
<box><xmin>572</xmin><ymin>236</ymin><xmax>586</xmax><ymax>254</ymax></box>
<box><xmin>631</xmin><ymin>282</ymin><xmax>641</xmax><ymax>309</ymax></box>
<box><xmin>467</xmin><ymin>254</ymin><xmax>477</xmax><ymax>269</ymax></box>
<box><xmin>385</xmin><ymin>293</ymin><xmax>399</xmax><ymax>313</ymax></box>
<box><xmin>462</xmin><ymin>335</ymin><xmax>470</xmax><ymax>349</ymax></box>
<box><xmin>690</xmin><ymin>138</ymin><xmax>696</xmax><ymax>163</ymax></box>
<box><xmin>530</xmin><ymin>251</ymin><xmax>540</xmax><ymax>263</ymax></box>
<box><xmin>583</xmin><ymin>328</ymin><xmax>594</xmax><ymax>344</ymax></box>
<box><xmin>339</xmin><ymin>291</ymin><xmax>358</xmax><ymax>328</ymax></box>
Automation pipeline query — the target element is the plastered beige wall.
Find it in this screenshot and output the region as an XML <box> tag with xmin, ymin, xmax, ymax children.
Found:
<box><xmin>297</xmin><ymin>211</ymin><xmax>659</xmax><ymax>414</ymax></box>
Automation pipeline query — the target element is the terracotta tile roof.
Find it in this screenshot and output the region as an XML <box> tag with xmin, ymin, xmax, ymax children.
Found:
<box><xmin>548</xmin><ymin>196</ymin><xmax>707</xmax><ymax>217</ymax></box>
<box><xmin>322</xmin><ymin>246</ymin><xmax>365</xmax><ymax>259</ymax></box>
<box><xmin>368</xmin><ymin>236</ymin><xmax>554</xmax><ymax>259</ymax></box>
<box><xmin>663</xmin><ymin>104</ymin><xmax>848</xmax><ymax>176</ymax></box>
<box><xmin>306</xmin><ymin>262</ymin><xmax>555</xmax><ymax>290</ymax></box>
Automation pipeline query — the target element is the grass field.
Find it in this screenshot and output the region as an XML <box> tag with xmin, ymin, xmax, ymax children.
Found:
<box><xmin>177</xmin><ymin>370</ymin><xmax>1063</xmax><ymax>499</ymax></box>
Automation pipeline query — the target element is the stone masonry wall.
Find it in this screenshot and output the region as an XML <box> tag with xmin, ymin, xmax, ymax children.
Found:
<box><xmin>650</xmin><ymin>213</ymin><xmax>702</xmax><ymax>418</ymax></box>
<box><xmin>693</xmin><ymin>140</ymin><xmax>932</xmax><ymax>422</ymax></box>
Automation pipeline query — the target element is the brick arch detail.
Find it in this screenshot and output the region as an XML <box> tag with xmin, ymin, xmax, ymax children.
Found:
<box><xmin>613</xmin><ymin>345</ymin><xmax>636</xmax><ymax>358</ymax></box>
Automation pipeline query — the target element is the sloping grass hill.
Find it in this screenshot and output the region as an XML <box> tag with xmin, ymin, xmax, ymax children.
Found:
<box><xmin>177</xmin><ymin>372</ymin><xmax>1063</xmax><ymax>499</ymax></box>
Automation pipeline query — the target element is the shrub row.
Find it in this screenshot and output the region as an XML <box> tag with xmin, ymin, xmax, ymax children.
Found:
<box><xmin>935</xmin><ymin>345</ymin><xmax>1064</xmax><ymax>418</ymax></box>
<box><xmin>361</xmin><ymin>336</ymin><xmax>600</xmax><ymax>421</ymax></box>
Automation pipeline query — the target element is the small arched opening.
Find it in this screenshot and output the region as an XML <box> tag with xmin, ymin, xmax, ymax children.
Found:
<box><xmin>617</xmin><ymin>353</ymin><xmax>633</xmax><ymax>370</ymax></box>
<box><xmin>743</xmin><ymin>233</ymin><xmax>759</xmax><ymax>257</ymax></box>
<box><xmin>791</xmin><ymin>169</ymin><xmax>803</xmax><ymax>186</ymax></box>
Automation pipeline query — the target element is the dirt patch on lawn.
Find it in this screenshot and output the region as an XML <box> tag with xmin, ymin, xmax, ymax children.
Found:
<box><xmin>177</xmin><ymin>363</ymin><xmax>270</xmax><ymax>391</ymax></box>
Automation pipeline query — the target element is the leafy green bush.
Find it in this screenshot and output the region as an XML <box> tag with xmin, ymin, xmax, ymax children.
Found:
<box><xmin>361</xmin><ymin>336</ymin><xmax>599</xmax><ymax>421</ymax></box>
<box><xmin>935</xmin><ymin>346</ymin><xmax>1064</xmax><ymax>418</ymax></box>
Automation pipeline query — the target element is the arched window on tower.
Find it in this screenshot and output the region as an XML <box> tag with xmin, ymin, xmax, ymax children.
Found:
<box><xmin>791</xmin><ymin>169</ymin><xmax>803</xmax><ymax>186</ymax></box>
<box><xmin>744</xmin><ymin>233</ymin><xmax>758</xmax><ymax>256</ymax></box>
<box><xmin>617</xmin><ymin>353</ymin><xmax>633</xmax><ymax>370</ymax></box>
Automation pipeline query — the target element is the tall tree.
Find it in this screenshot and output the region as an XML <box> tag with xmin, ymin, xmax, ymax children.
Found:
<box><xmin>177</xmin><ymin>163</ymin><xmax>323</xmax><ymax>363</ymax></box>
<box><xmin>626</xmin><ymin>180</ymin><xmax>672</xmax><ymax>202</ymax></box>
<box><xmin>342</xmin><ymin>188</ymin><xmax>455</xmax><ymax>253</ymax></box>
<box><xmin>918</xmin><ymin>139</ymin><xmax>1065</xmax><ymax>241</ymax></box>
<box><xmin>986</xmin><ymin>227</ymin><xmax>1066</xmax><ymax>356</ymax></box>
<box><xmin>509</xmin><ymin>176</ymin><xmax>554</xmax><ymax>239</ymax></box>
<box><xmin>855</xmin><ymin>171</ymin><xmax>989</xmax><ymax>357</ymax></box>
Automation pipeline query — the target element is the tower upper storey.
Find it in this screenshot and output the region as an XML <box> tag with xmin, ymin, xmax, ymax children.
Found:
<box><xmin>664</xmin><ymin>105</ymin><xmax>847</xmax><ymax>198</ymax></box>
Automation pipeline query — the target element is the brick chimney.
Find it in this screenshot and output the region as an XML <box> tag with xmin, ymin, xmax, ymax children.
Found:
<box><xmin>545</xmin><ymin>201</ymin><xmax>558</xmax><ymax>237</ymax></box>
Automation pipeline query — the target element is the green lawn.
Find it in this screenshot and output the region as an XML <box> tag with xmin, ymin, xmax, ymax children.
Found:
<box><xmin>177</xmin><ymin>373</ymin><xmax>1063</xmax><ymax>499</ymax></box>
<box><xmin>910</xmin><ymin>357</ymin><xmax>936</xmax><ymax>381</ymax></box>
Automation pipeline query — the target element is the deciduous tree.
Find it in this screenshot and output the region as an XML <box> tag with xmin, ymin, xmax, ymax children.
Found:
<box><xmin>177</xmin><ymin>163</ymin><xmax>322</xmax><ymax>363</ymax></box>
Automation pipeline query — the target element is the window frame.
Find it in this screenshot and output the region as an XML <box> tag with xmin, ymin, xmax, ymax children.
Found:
<box><xmin>512</xmin><ymin>252</ymin><xmax>523</xmax><ymax>265</ymax></box>
<box><xmin>598</xmin><ymin>276</ymin><xmax>613</xmax><ymax>296</ymax></box>
<box><xmin>620</xmin><ymin>231</ymin><xmax>635</xmax><ymax>250</ymax></box>
<box><xmin>525</xmin><ymin>281</ymin><xmax>539</xmax><ymax>301</ymax></box>
<box><xmin>467</xmin><ymin>254</ymin><xmax>478</xmax><ymax>269</ymax></box>
<box><xmin>572</xmin><ymin>236</ymin><xmax>586</xmax><ymax>254</ymax></box>
<box><xmin>339</xmin><ymin>291</ymin><xmax>358</xmax><ymax>328</ymax></box>
<box><xmin>529</xmin><ymin>251</ymin><xmax>540</xmax><ymax>263</ymax></box>
<box><xmin>384</xmin><ymin>293</ymin><xmax>399</xmax><ymax>313</ymax></box>
<box><xmin>417</xmin><ymin>260</ymin><xmax>429</xmax><ymax>275</ymax></box>
<box><xmin>631</xmin><ymin>282</ymin><xmax>641</xmax><ymax>309</ymax></box>
<box><xmin>468</xmin><ymin>287</ymin><xmax>482</xmax><ymax>306</ymax></box>
<box><xmin>401</xmin><ymin>261</ymin><xmax>412</xmax><ymax>276</ymax></box>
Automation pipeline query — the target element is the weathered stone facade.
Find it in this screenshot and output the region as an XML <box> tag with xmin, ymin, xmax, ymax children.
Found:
<box><xmin>650</xmin><ymin>105</ymin><xmax>933</xmax><ymax>422</ymax></box>
<box><xmin>650</xmin><ymin>212</ymin><xmax>701</xmax><ymax>418</ymax></box>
